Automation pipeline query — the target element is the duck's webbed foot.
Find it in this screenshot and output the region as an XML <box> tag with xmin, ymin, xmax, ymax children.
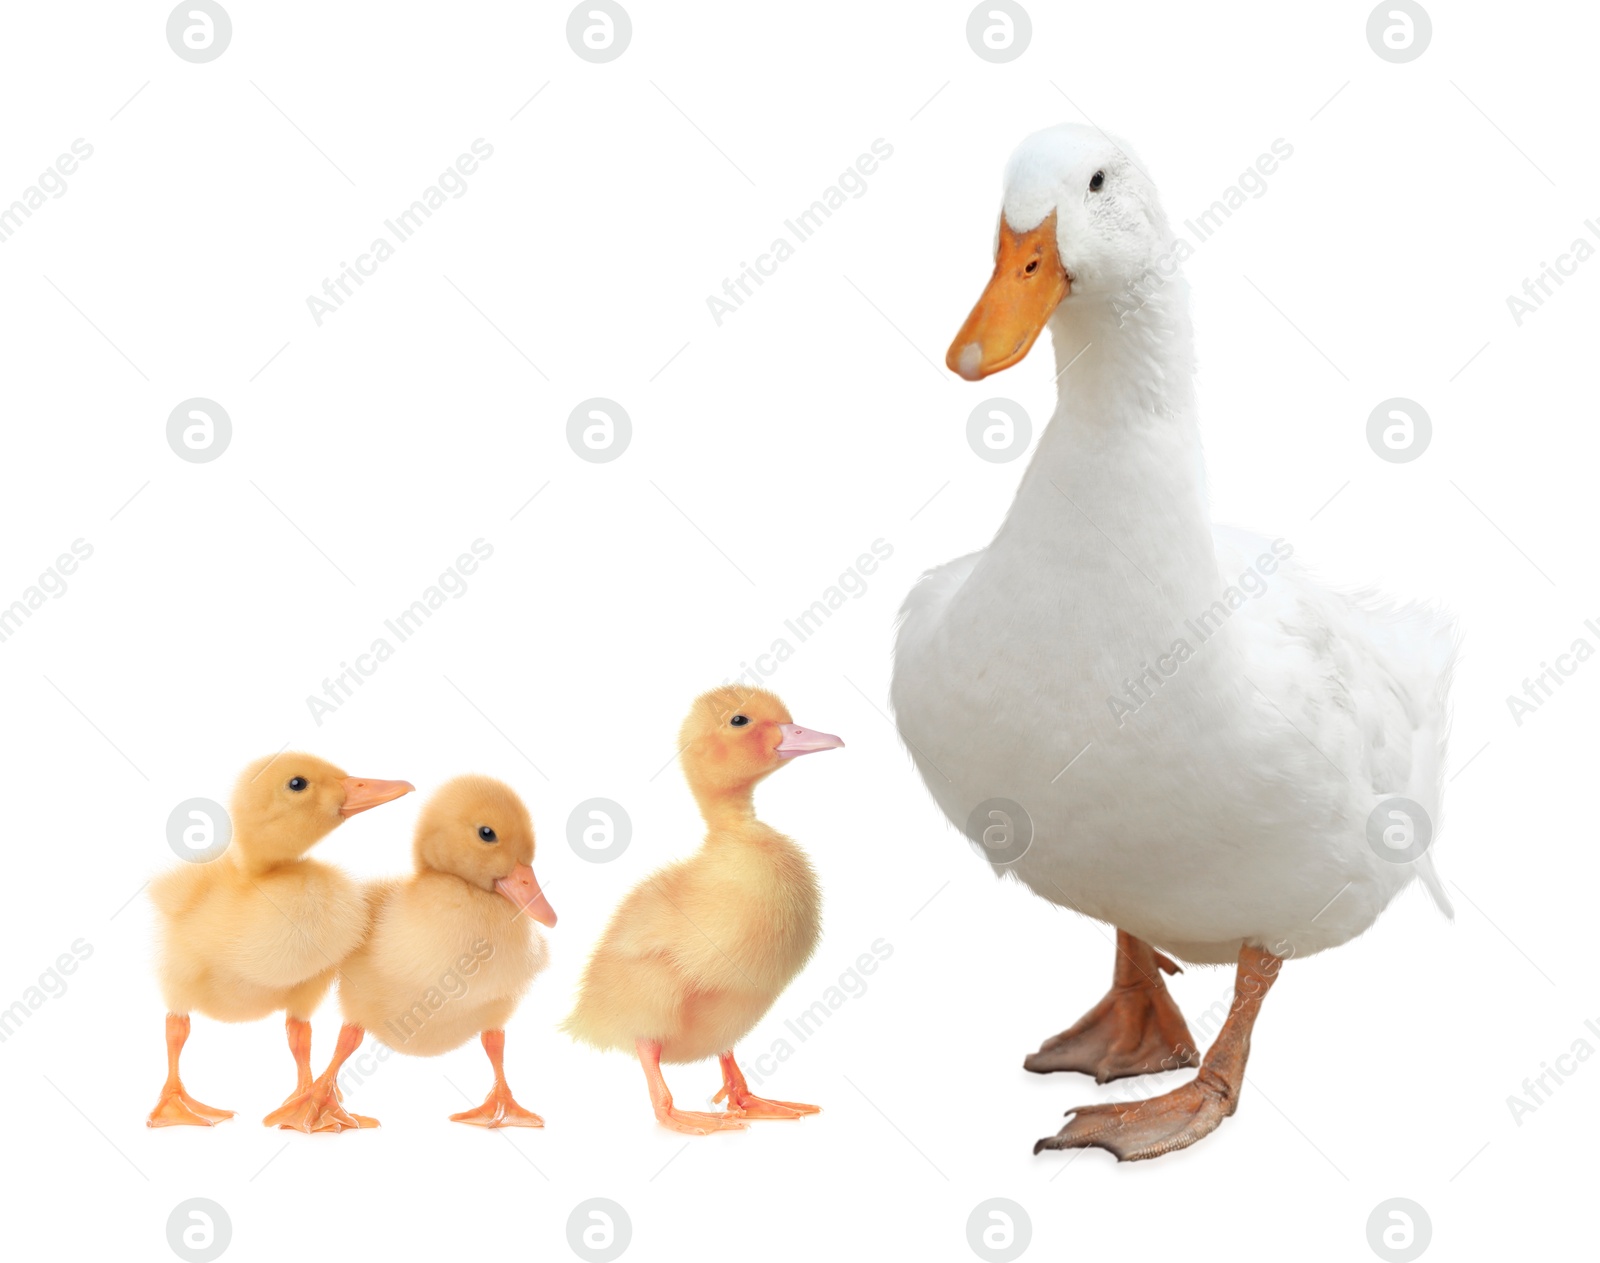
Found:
<box><xmin>1035</xmin><ymin>1071</ymin><xmax>1233</xmax><ymax>1160</ymax></box>
<box><xmin>1024</xmin><ymin>931</ymin><xmax>1199</xmax><ymax>1082</ymax></box>
<box><xmin>1034</xmin><ymin>943</ymin><xmax>1282</xmax><ymax>1163</ymax></box>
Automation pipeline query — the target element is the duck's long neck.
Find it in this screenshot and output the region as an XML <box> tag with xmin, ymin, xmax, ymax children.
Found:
<box><xmin>993</xmin><ymin>279</ymin><xmax>1220</xmax><ymax>618</ymax></box>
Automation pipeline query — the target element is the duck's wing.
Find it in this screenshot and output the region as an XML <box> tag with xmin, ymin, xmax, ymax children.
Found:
<box><xmin>1216</xmin><ymin>526</ymin><xmax>1458</xmax><ymax>916</ymax></box>
<box><xmin>894</xmin><ymin>551</ymin><xmax>984</xmax><ymax>653</ymax></box>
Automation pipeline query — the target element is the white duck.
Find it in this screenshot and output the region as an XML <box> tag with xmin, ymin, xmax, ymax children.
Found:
<box><xmin>891</xmin><ymin>124</ymin><xmax>1456</xmax><ymax>1161</ymax></box>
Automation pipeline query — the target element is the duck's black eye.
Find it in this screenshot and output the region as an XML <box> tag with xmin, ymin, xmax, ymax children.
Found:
<box><xmin>729</xmin><ymin>714</ymin><xmax>750</xmax><ymax>727</ymax></box>
<box><xmin>478</xmin><ymin>826</ymin><xmax>497</xmax><ymax>843</ymax></box>
<box><xmin>1089</xmin><ymin>170</ymin><xmax>1105</xmax><ymax>192</ymax></box>
<box><xmin>1025</xmin><ymin>260</ymin><xmax>1038</xmax><ymax>274</ymax></box>
<box><xmin>287</xmin><ymin>776</ymin><xmax>308</xmax><ymax>792</ymax></box>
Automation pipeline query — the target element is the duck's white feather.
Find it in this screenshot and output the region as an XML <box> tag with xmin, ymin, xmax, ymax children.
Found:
<box><xmin>892</xmin><ymin>124</ymin><xmax>1455</xmax><ymax>966</ymax></box>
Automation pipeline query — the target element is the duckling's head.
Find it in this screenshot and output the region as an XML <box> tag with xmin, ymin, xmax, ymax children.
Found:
<box><xmin>948</xmin><ymin>122</ymin><xmax>1171</xmax><ymax>380</ymax></box>
<box><xmin>231</xmin><ymin>753</ymin><xmax>414</xmax><ymax>865</ymax></box>
<box><xmin>413</xmin><ymin>775</ymin><xmax>556</xmax><ymax>927</ymax></box>
<box><xmin>679</xmin><ymin>686</ymin><xmax>844</xmax><ymax>803</ymax></box>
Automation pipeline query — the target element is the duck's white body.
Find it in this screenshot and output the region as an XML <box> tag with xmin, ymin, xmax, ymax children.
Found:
<box><xmin>892</xmin><ymin>137</ymin><xmax>1454</xmax><ymax>966</ymax></box>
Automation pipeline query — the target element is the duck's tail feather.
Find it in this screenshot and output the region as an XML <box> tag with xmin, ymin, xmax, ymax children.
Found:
<box><xmin>1415</xmin><ymin>852</ymin><xmax>1454</xmax><ymax>920</ymax></box>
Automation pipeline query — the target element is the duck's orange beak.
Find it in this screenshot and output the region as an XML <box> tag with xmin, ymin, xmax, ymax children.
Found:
<box><xmin>495</xmin><ymin>863</ymin><xmax>557</xmax><ymax>927</ymax></box>
<box><xmin>339</xmin><ymin>778</ymin><xmax>415</xmax><ymax>817</ymax></box>
<box><xmin>947</xmin><ymin>210</ymin><xmax>1069</xmax><ymax>381</ymax></box>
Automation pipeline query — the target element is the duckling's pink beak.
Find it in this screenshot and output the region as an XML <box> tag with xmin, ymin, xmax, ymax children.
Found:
<box><xmin>339</xmin><ymin>778</ymin><xmax>415</xmax><ymax>817</ymax></box>
<box><xmin>775</xmin><ymin>723</ymin><xmax>845</xmax><ymax>758</ymax></box>
<box><xmin>495</xmin><ymin>863</ymin><xmax>557</xmax><ymax>927</ymax></box>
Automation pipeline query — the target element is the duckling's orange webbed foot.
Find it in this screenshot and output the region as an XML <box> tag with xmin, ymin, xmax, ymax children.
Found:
<box><xmin>1035</xmin><ymin>944</ymin><xmax>1281</xmax><ymax>1162</ymax></box>
<box><xmin>1025</xmin><ymin>930</ymin><xmax>1199</xmax><ymax>1083</ymax></box>
<box><xmin>451</xmin><ymin>1089</ymin><xmax>544</xmax><ymax>1128</ymax></box>
<box><xmin>148</xmin><ymin>1085</ymin><xmax>234</xmax><ymax>1127</ymax></box>
<box><xmin>264</xmin><ymin>1023</ymin><xmax>378</xmax><ymax>1134</ymax></box>
<box><xmin>450</xmin><ymin>1031</ymin><xmax>545</xmax><ymax>1128</ymax></box>
<box><xmin>637</xmin><ymin>1039</ymin><xmax>746</xmax><ymax>1135</ymax></box>
<box><xmin>147</xmin><ymin>1014</ymin><xmax>234</xmax><ymax>1128</ymax></box>
<box><xmin>713</xmin><ymin>1051</ymin><xmax>820</xmax><ymax>1119</ymax></box>
<box><xmin>264</xmin><ymin>1081</ymin><xmax>374</xmax><ymax>1133</ymax></box>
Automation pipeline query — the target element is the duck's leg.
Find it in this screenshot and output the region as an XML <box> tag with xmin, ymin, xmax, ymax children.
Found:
<box><xmin>636</xmin><ymin>1039</ymin><xmax>746</xmax><ymax>1135</ymax></box>
<box><xmin>1024</xmin><ymin>930</ymin><xmax>1200</xmax><ymax>1081</ymax></box>
<box><xmin>263</xmin><ymin>1023</ymin><xmax>378</xmax><ymax>1133</ymax></box>
<box><xmin>712</xmin><ymin>1051</ymin><xmax>820</xmax><ymax>1119</ymax></box>
<box><xmin>1035</xmin><ymin>942</ymin><xmax>1282</xmax><ymax>1161</ymax></box>
<box><xmin>147</xmin><ymin>1013</ymin><xmax>234</xmax><ymax>1127</ymax></box>
<box><xmin>450</xmin><ymin>1030</ymin><xmax>545</xmax><ymax>1128</ymax></box>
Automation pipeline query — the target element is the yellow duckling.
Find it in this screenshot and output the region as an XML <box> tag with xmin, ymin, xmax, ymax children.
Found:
<box><xmin>147</xmin><ymin>753</ymin><xmax>413</xmax><ymax>1128</ymax></box>
<box><xmin>564</xmin><ymin>686</ymin><xmax>842</xmax><ymax>1135</ymax></box>
<box><xmin>285</xmin><ymin>775</ymin><xmax>557</xmax><ymax>1131</ymax></box>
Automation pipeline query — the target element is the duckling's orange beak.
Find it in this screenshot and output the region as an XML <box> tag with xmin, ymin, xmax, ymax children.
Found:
<box><xmin>775</xmin><ymin>723</ymin><xmax>845</xmax><ymax>758</ymax></box>
<box><xmin>495</xmin><ymin>863</ymin><xmax>557</xmax><ymax>927</ymax></box>
<box><xmin>947</xmin><ymin>210</ymin><xmax>1069</xmax><ymax>381</ymax></box>
<box><xmin>339</xmin><ymin>777</ymin><xmax>415</xmax><ymax>817</ymax></box>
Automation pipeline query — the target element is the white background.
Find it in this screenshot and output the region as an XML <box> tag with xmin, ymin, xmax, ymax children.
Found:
<box><xmin>1</xmin><ymin>2</ymin><xmax>1594</xmax><ymax>1260</ymax></box>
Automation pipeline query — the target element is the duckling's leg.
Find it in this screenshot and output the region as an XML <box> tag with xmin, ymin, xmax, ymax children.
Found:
<box><xmin>276</xmin><ymin>1016</ymin><xmax>314</xmax><ymax>1106</ymax></box>
<box><xmin>450</xmin><ymin>1030</ymin><xmax>545</xmax><ymax>1128</ymax></box>
<box><xmin>636</xmin><ymin>1039</ymin><xmax>747</xmax><ymax>1135</ymax></box>
<box><xmin>1024</xmin><ymin>930</ymin><xmax>1200</xmax><ymax>1082</ymax></box>
<box><xmin>147</xmin><ymin>1013</ymin><xmax>235</xmax><ymax>1127</ymax></box>
<box><xmin>1035</xmin><ymin>943</ymin><xmax>1282</xmax><ymax>1161</ymax></box>
<box><xmin>712</xmin><ymin>1051</ymin><xmax>820</xmax><ymax>1119</ymax></box>
<box><xmin>263</xmin><ymin>1023</ymin><xmax>378</xmax><ymax>1133</ymax></box>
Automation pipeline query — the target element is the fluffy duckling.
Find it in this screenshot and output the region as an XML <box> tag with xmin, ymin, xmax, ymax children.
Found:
<box><xmin>147</xmin><ymin>753</ymin><xmax>413</xmax><ymax>1127</ymax></box>
<box><xmin>564</xmin><ymin>687</ymin><xmax>842</xmax><ymax>1135</ymax></box>
<box><xmin>283</xmin><ymin>775</ymin><xmax>557</xmax><ymax>1131</ymax></box>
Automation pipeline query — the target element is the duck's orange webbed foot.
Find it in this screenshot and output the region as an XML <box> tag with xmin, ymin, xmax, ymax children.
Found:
<box><xmin>147</xmin><ymin>1014</ymin><xmax>234</xmax><ymax>1127</ymax></box>
<box><xmin>636</xmin><ymin>1039</ymin><xmax>745</xmax><ymax>1135</ymax></box>
<box><xmin>264</xmin><ymin>1023</ymin><xmax>378</xmax><ymax>1133</ymax></box>
<box><xmin>450</xmin><ymin>1031</ymin><xmax>545</xmax><ymax>1128</ymax></box>
<box><xmin>1025</xmin><ymin>931</ymin><xmax>1199</xmax><ymax>1083</ymax></box>
<box><xmin>1034</xmin><ymin>944</ymin><xmax>1281</xmax><ymax>1163</ymax></box>
<box><xmin>714</xmin><ymin>1052</ymin><xmax>820</xmax><ymax>1119</ymax></box>
<box><xmin>1036</xmin><ymin>1073</ymin><xmax>1233</xmax><ymax>1160</ymax></box>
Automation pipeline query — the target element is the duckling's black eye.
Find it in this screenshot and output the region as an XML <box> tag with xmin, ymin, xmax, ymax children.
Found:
<box><xmin>1089</xmin><ymin>170</ymin><xmax>1105</xmax><ymax>192</ymax></box>
<box><xmin>729</xmin><ymin>714</ymin><xmax>749</xmax><ymax>727</ymax></box>
<box><xmin>287</xmin><ymin>776</ymin><xmax>308</xmax><ymax>792</ymax></box>
<box><xmin>478</xmin><ymin>826</ymin><xmax>497</xmax><ymax>843</ymax></box>
<box><xmin>1025</xmin><ymin>260</ymin><xmax>1038</xmax><ymax>274</ymax></box>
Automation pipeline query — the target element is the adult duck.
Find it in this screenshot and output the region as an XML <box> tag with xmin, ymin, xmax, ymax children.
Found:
<box><xmin>890</xmin><ymin>123</ymin><xmax>1455</xmax><ymax>1161</ymax></box>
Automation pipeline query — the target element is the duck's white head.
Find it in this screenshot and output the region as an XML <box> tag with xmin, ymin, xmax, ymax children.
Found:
<box><xmin>948</xmin><ymin>123</ymin><xmax>1172</xmax><ymax>381</ymax></box>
